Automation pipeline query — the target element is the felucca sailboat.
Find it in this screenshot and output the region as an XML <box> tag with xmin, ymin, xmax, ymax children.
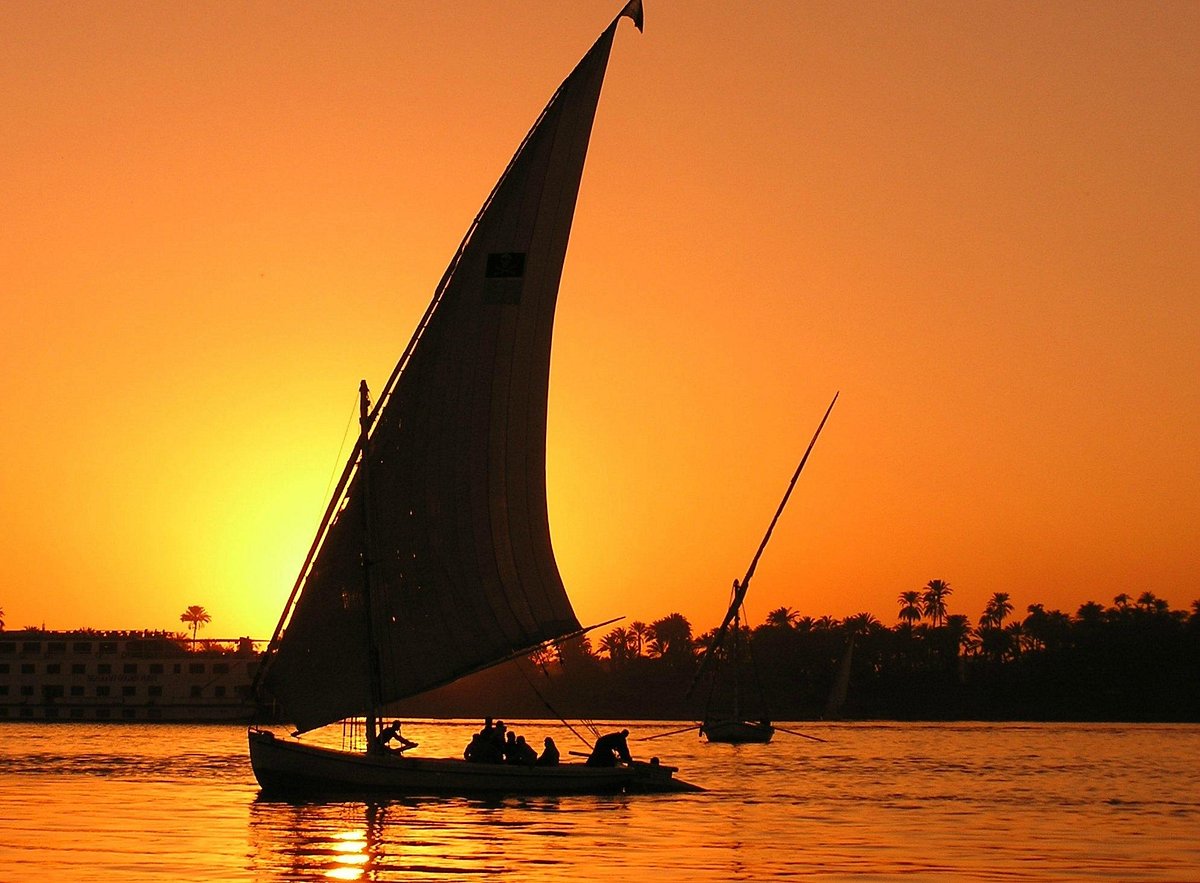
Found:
<box><xmin>693</xmin><ymin>394</ymin><xmax>838</xmax><ymax>744</ymax></box>
<box><xmin>247</xmin><ymin>1</ymin><xmax>698</xmax><ymax>796</ymax></box>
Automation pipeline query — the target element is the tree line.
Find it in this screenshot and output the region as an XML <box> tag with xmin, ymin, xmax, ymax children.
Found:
<box><xmin>396</xmin><ymin>581</ymin><xmax>1200</xmax><ymax>722</ymax></box>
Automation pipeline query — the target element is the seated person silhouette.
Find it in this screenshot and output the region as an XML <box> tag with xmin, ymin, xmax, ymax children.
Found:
<box><xmin>536</xmin><ymin>736</ymin><xmax>560</xmax><ymax>766</ymax></box>
<box><xmin>509</xmin><ymin>734</ymin><xmax>538</xmax><ymax>766</ymax></box>
<box><xmin>379</xmin><ymin>720</ymin><xmax>417</xmax><ymax>753</ymax></box>
<box><xmin>585</xmin><ymin>729</ymin><xmax>633</xmax><ymax>767</ymax></box>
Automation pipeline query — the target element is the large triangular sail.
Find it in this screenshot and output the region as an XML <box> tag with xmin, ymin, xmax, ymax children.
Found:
<box><xmin>259</xmin><ymin>8</ymin><xmax>641</xmax><ymax>735</ymax></box>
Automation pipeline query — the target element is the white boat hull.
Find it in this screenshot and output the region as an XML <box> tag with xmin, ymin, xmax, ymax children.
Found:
<box><xmin>248</xmin><ymin>729</ymin><xmax>700</xmax><ymax>796</ymax></box>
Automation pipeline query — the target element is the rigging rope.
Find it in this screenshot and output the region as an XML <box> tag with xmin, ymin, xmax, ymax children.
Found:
<box><xmin>319</xmin><ymin>391</ymin><xmax>362</xmax><ymax>522</ymax></box>
<box><xmin>508</xmin><ymin>659</ymin><xmax>596</xmax><ymax>751</ymax></box>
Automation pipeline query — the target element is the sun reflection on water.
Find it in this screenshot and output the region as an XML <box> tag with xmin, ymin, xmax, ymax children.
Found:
<box><xmin>325</xmin><ymin>829</ymin><xmax>368</xmax><ymax>879</ymax></box>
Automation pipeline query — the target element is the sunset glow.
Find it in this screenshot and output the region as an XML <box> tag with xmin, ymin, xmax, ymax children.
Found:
<box><xmin>2</xmin><ymin>1</ymin><xmax>1197</xmax><ymax>638</ymax></box>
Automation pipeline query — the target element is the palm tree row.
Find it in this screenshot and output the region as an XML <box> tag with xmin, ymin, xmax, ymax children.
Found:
<box><xmin>549</xmin><ymin>584</ymin><xmax>1200</xmax><ymax>721</ymax></box>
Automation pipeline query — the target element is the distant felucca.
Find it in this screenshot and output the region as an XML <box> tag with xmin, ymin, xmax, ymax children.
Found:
<box><xmin>692</xmin><ymin>394</ymin><xmax>838</xmax><ymax>744</ymax></box>
<box><xmin>247</xmin><ymin>0</ymin><xmax>698</xmax><ymax>796</ymax></box>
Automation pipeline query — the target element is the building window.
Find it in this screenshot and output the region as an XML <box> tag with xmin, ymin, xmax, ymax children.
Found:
<box><xmin>0</xmin><ymin>642</ymin><xmax>15</xmax><ymax>654</ymax></box>
<box><xmin>97</xmin><ymin>663</ymin><xmax>112</xmax><ymax>675</ymax></box>
<box><xmin>0</xmin><ymin>663</ymin><xmax>7</xmax><ymax>674</ymax></box>
<box><xmin>96</xmin><ymin>686</ymin><xmax>110</xmax><ymax>697</ymax></box>
<box><xmin>148</xmin><ymin>686</ymin><xmax>163</xmax><ymax>697</ymax></box>
<box><xmin>70</xmin><ymin>685</ymin><xmax>84</xmax><ymax>697</ymax></box>
<box><xmin>190</xmin><ymin>686</ymin><xmax>202</xmax><ymax>698</ymax></box>
<box><xmin>72</xmin><ymin>663</ymin><xmax>85</xmax><ymax>674</ymax></box>
<box><xmin>46</xmin><ymin>663</ymin><xmax>61</xmax><ymax>674</ymax></box>
<box><xmin>149</xmin><ymin>664</ymin><xmax>163</xmax><ymax>674</ymax></box>
<box><xmin>213</xmin><ymin>663</ymin><xmax>230</xmax><ymax>674</ymax></box>
<box><xmin>47</xmin><ymin>642</ymin><xmax>66</xmax><ymax>654</ymax></box>
<box><xmin>20</xmin><ymin>664</ymin><xmax>34</xmax><ymax>674</ymax></box>
<box><xmin>99</xmin><ymin>642</ymin><xmax>117</xmax><ymax>655</ymax></box>
<box><xmin>70</xmin><ymin>708</ymin><xmax>85</xmax><ymax>719</ymax></box>
<box><xmin>20</xmin><ymin>686</ymin><xmax>35</xmax><ymax>696</ymax></box>
<box><xmin>214</xmin><ymin>685</ymin><xmax>226</xmax><ymax>698</ymax></box>
<box><xmin>173</xmin><ymin>664</ymin><xmax>182</xmax><ymax>674</ymax></box>
<box><xmin>96</xmin><ymin>708</ymin><xmax>111</xmax><ymax>719</ymax></box>
<box><xmin>73</xmin><ymin>642</ymin><xmax>92</xmax><ymax>653</ymax></box>
<box><xmin>122</xmin><ymin>686</ymin><xmax>136</xmax><ymax>697</ymax></box>
<box><xmin>189</xmin><ymin>663</ymin><xmax>205</xmax><ymax>675</ymax></box>
<box><xmin>45</xmin><ymin>707</ymin><xmax>61</xmax><ymax>718</ymax></box>
<box><xmin>124</xmin><ymin>663</ymin><xmax>138</xmax><ymax>674</ymax></box>
<box><xmin>0</xmin><ymin>686</ymin><xmax>8</xmax><ymax>696</ymax></box>
<box><xmin>22</xmin><ymin>642</ymin><xmax>40</xmax><ymax>654</ymax></box>
<box><xmin>147</xmin><ymin>708</ymin><xmax>162</xmax><ymax>720</ymax></box>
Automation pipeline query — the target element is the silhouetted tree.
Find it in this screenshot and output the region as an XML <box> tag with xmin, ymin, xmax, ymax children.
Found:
<box><xmin>897</xmin><ymin>590</ymin><xmax>923</xmax><ymax>628</ymax></box>
<box><xmin>598</xmin><ymin>627</ymin><xmax>634</xmax><ymax>664</ymax></box>
<box><xmin>765</xmin><ymin>606</ymin><xmax>799</xmax><ymax>629</ymax></box>
<box><xmin>921</xmin><ymin>579</ymin><xmax>953</xmax><ymax>627</ymax></box>
<box><xmin>981</xmin><ymin>592</ymin><xmax>1014</xmax><ymax>629</ymax></box>
<box><xmin>649</xmin><ymin>613</ymin><xmax>694</xmax><ymax>665</ymax></box>
<box><xmin>845</xmin><ymin>612</ymin><xmax>879</xmax><ymax>635</ymax></box>
<box><xmin>628</xmin><ymin>621</ymin><xmax>650</xmax><ymax>657</ymax></box>
<box><xmin>179</xmin><ymin>605</ymin><xmax>211</xmax><ymax>649</ymax></box>
<box><xmin>1076</xmin><ymin>601</ymin><xmax>1105</xmax><ymax>626</ymax></box>
<box><xmin>554</xmin><ymin>634</ymin><xmax>595</xmax><ymax>667</ymax></box>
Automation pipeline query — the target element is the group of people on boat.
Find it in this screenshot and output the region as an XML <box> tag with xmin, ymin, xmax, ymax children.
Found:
<box><xmin>464</xmin><ymin>718</ymin><xmax>560</xmax><ymax>767</ymax></box>
<box><xmin>377</xmin><ymin>717</ymin><xmax>637</xmax><ymax>769</ymax></box>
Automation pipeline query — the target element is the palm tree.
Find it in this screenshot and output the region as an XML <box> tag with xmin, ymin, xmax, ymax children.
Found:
<box><xmin>179</xmin><ymin>605</ymin><xmax>212</xmax><ymax>649</ymax></box>
<box><xmin>0</xmin><ymin>605</ymin><xmax>5</xmax><ymax>631</ymax></box>
<box><xmin>628</xmin><ymin>621</ymin><xmax>650</xmax><ymax>657</ymax></box>
<box><xmin>897</xmin><ymin>590</ymin><xmax>922</xmax><ymax>628</ymax></box>
<box><xmin>981</xmin><ymin>592</ymin><xmax>1013</xmax><ymax>629</ymax></box>
<box><xmin>598</xmin><ymin>627</ymin><xmax>633</xmax><ymax>664</ymax></box>
<box><xmin>1076</xmin><ymin>600</ymin><xmax>1105</xmax><ymax>625</ymax></box>
<box><xmin>921</xmin><ymin>579</ymin><xmax>953</xmax><ymax>627</ymax></box>
<box><xmin>1004</xmin><ymin>621</ymin><xmax>1027</xmax><ymax>658</ymax></box>
<box><xmin>765</xmin><ymin>606</ymin><xmax>799</xmax><ymax>629</ymax></box>
<box><xmin>649</xmin><ymin>613</ymin><xmax>694</xmax><ymax>661</ymax></box>
<box><xmin>945</xmin><ymin>614</ymin><xmax>976</xmax><ymax>656</ymax></box>
<box><xmin>844</xmin><ymin>612</ymin><xmax>879</xmax><ymax>636</ymax></box>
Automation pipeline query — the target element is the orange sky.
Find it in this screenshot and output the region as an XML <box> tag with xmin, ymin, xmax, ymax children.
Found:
<box><xmin>2</xmin><ymin>1</ymin><xmax>1197</xmax><ymax>640</ymax></box>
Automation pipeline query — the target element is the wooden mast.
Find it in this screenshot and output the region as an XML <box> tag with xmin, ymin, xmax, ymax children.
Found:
<box><xmin>691</xmin><ymin>391</ymin><xmax>840</xmax><ymax>692</ymax></box>
<box><xmin>357</xmin><ymin>379</ymin><xmax>384</xmax><ymax>752</ymax></box>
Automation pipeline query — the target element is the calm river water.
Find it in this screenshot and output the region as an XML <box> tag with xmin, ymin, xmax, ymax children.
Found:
<box><xmin>1</xmin><ymin>721</ymin><xmax>1197</xmax><ymax>881</ymax></box>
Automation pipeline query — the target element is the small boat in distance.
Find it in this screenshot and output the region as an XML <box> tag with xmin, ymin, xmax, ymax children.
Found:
<box><xmin>693</xmin><ymin>393</ymin><xmax>838</xmax><ymax>744</ymax></box>
<box><xmin>248</xmin><ymin>1</ymin><xmax>699</xmax><ymax>796</ymax></box>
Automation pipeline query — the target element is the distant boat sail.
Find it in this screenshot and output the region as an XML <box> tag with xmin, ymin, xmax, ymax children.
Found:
<box><xmin>248</xmin><ymin>1</ymin><xmax>698</xmax><ymax>795</ymax></box>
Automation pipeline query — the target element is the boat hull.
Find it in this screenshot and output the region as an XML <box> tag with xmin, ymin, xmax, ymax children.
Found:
<box><xmin>701</xmin><ymin>720</ymin><xmax>774</xmax><ymax>744</ymax></box>
<box><xmin>248</xmin><ymin>729</ymin><xmax>701</xmax><ymax>796</ymax></box>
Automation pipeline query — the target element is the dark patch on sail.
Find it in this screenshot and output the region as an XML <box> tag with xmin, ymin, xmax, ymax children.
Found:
<box><xmin>483</xmin><ymin>252</ymin><xmax>525</xmax><ymax>304</ymax></box>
